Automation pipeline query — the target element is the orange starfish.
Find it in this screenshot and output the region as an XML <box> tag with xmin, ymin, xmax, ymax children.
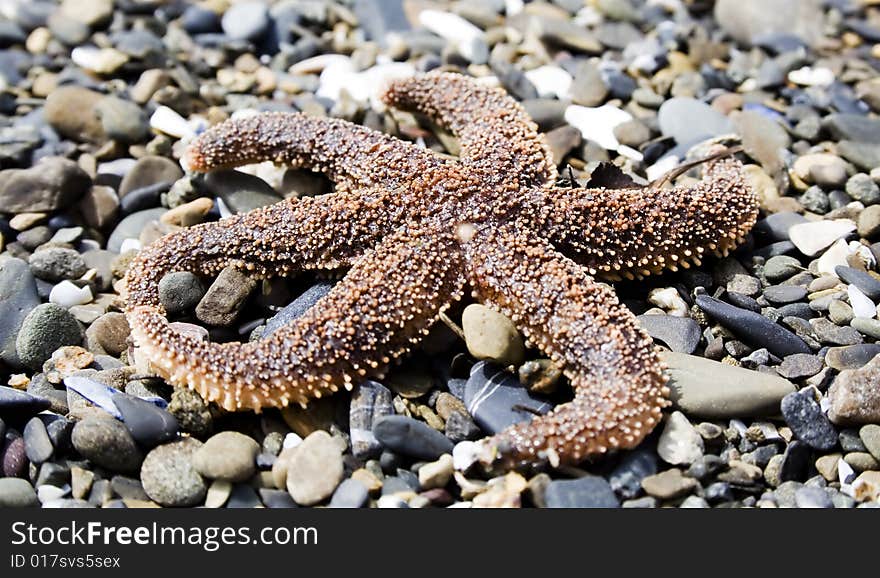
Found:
<box><xmin>125</xmin><ymin>72</ymin><xmax>757</xmax><ymax>469</ymax></box>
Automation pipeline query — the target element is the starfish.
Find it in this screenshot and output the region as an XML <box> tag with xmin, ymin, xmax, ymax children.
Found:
<box><xmin>125</xmin><ymin>72</ymin><xmax>758</xmax><ymax>470</ymax></box>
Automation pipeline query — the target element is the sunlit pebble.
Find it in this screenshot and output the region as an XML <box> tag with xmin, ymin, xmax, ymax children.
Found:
<box><xmin>282</xmin><ymin>432</ymin><xmax>303</xmax><ymax>449</ymax></box>
<box><xmin>50</xmin><ymin>281</ymin><xmax>93</xmax><ymax>307</ymax></box>
<box><xmin>848</xmin><ymin>284</ymin><xmax>876</xmax><ymax>318</ymax></box>
<box><xmin>647</xmin><ymin>155</ymin><xmax>680</xmax><ymax>182</ymax></box>
<box><xmin>418</xmin><ymin>10</ymin><xmax>488</xmax><ymax>64</ymax></box>
<box><xmin>789</xmin><ymin>219</ymin><xmax>857</xmax><ymax>257</ymax></box>
<box><xmin>453</xmin><ymin>440</ymin><xmax>480</xmax><ymax>471</ymax></box>
<box><xmin>788</xmin><ymin>66</ymin><xmax>835</xmax><ymax>87</ymax></box>
<box><xmin>150</xmin><ymin>105</ymin><xmax>196</xmax><ymax>139</ymax></box>
<box><xmin>839</xmin><ymin>458</ymin><xmax>856</xmax><ymax>487</ymax></box>
<box><xmin>564</xmin><ymin>104</ymin><xmax>633</xmax><ymax>152</ymax></box>
<box><xmin>524</xmin><ymin>65</ymin><xmax>573</xmax><ymax>100</ymax></box>
<box><xmin>97</xmin><ymin>158</ymin><xmax>137</xmax><ymax>177</ymax></box>
<box><xmin>119</xmin><ymin>238</ymin><xmax>142</xmax><ymax>253</ymax></box>
<box><xmin>288</xmin><ymin>53</ymin><xmax>351</xmax><ymax>75</ymax></box>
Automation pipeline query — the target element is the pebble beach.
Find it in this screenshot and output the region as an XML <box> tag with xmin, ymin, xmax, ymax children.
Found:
<box><xmin>0</xmin><ymin>0</ymin><xmax>880</xmax><ymax>509</ymax></box>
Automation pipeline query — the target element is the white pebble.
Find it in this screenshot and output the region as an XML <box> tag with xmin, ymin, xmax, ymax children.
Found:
<box><xmin>523</xmin><ymin>65</ymin><xmax>572</xmax><ymax>100</ymax></box>
<box><xmin>646</xmin><ymin>154</ymin><xmax>680</xmax><ymax>182</ymax></box>
<box><xmin>817</xmin><ymin>239</ymin><xmax>851</xmax><ymax>277</ymax></box>
<box><xmin>49</xmin><ymin>281</ymin><xmax>93</xmax><ymax>308</ymax></box>
<box><xmin>37</xmin><ymin>484</ymin><xmax>69</xmax><ymax>504</ymax></box>
<box><xmin>838</xmin><ymin>458</ymin><xmax>856</xmax><ymax>489</ymax></box>
<box><xmin>71</xmin><ymin>46</ymin><xmax>127</xmax><ymax>74</ymax></box>
<box><xmin>848</xmin><ymin>284</ymin><xmax>876</xmax><ymax>318</ymax></box>
<box><xmin>282</xmin><ymin>432</ymin><xmax>303</xmax><ymax>450</ymax></box>
<box><xmin>97</xmin><ymin>158</ymin><xmax>137</xmax><ymax>177</ymax></box>
<box><xmin>289</xmin><ymin>53</ymin><xmax>351</xmax><ymax>75</ymax></box>
<box><xmin>648</xmin><ymin>287</ymin><xmax>689</xmax><ymax>316</ymax></box>
<box><xmin>150</xmin><ymin>105</ymin><xmax>195</xmax><ymax>139</ymax></box>
<box><xmin>788</xmin><ymin>219</ymin><xmax>856</xmax><ymax>257</ymax></box>
<box><xmin>788</xmin><ymin>66</ymin><xmax>835</xmax><ymax>87</ymax></box>
<box><xmin>452</xmin><ymin>440</ymin><xmax>480</xmax><ymax>471</ymax></box>
<box><xmin>418</xmin><ymin>10</ymin><xmax>488</xmax><ymax>64</ymax></box>
<box><xmin>564</xmin><ymin>104</ymin><xmax>633</xmax><ymax>152</ymax></box>
<box><xmin>119</xmin><ymin>238</ymin><xmax>142</xmax><ymax>253</ymax></box>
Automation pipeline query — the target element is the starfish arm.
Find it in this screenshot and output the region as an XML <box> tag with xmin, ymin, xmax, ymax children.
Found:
<box><xmin>383</xmin><ymin>72</ymin><xmax>557</xmax><ymax>187</ymax></box>
<box><xmin>127</xmin><ymin>227</ymin><xmax>465</xmax><ymax>411</ymax></box>
<box><xmin>185</xmin><ymin>111</ymin><xmax>444</xmax><ymax>193</ymax></box>
<box><xmin>125</xmin><ymin>188</ymin><xmax>405</xmax><ymax>311</ymax></box>
<box><xmin>532</xmin><ymin>156</ymin><xmax>758</xmax><ymax>279</ymax></box>
<box><xmin>463</xmin><ymin>228</ymin><xmax>669</xmax><ymax>470</ymax></box>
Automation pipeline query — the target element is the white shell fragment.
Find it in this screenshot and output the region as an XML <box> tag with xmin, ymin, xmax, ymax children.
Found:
<box><xmin>789</xmin><ymin>219</ymin><xmax>857</xmax><ymax>257</ymax></box>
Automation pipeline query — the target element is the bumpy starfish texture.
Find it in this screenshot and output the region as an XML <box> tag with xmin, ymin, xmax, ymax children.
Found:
<box><xmin>125</xmin><ymin>72</ymin><xmax>758</xmax><ymax>470</ymax></box>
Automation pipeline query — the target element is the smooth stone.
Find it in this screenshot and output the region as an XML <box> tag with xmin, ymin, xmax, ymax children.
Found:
<box><xmin>795</xmin><ymin>486</ymin><xmax>833</xmax><ymax>508</ymax></box>
<box><xmin>657</xmin><ymin>411</ymin><xmax>704</xmax><ymax>466</ymax></box>
<box><xmin>788</xmin><ymin>219</ymin><xmax>857</xmax><ymax>257</ymax></box>
<box><xmin>158</xmin><ymin>271</ymin><xmax>205</xmax><ymax>315</ymax></box>
<box><xmin>848</xmin><ymin>285</ymin><xmax>876</xmax><ymax>318</ymax></box>
<box><xmin>763</xmin><ymin>285</ymin><xmax>807</xmax><ymax>304</ymax></box>
<box><xmin>835</xmin><ymin>266</ymin><xmax>880</xmax><ymax>300</ymax></box>
<box><xmin>828</xmin><ymin>354</ymin><xmax>880</xmax><ymax>424</ymax></box>
<box><xmin>71</xmin><ymin>418</ymin><xmax>143</xmax><ymax>472</ymax></box>
<box><xmin>826</xmin><ymin>114</ymin><xmax>880</xmax><ymax>144</ymax></box>
<box><xmin>461</xmin><ymin>304</ymin><xmax>525</xmax><ymax>366</ymax></box>
<box><xmin>0</xmin><ymin>477</ymin><xmax>39</xmax><ymax>507</ymax></box>
<box><xmin>204</xmin><ymin>169</ymin><xmax>281</xmax><ymax>214</ymax></box>
<box><xmin>285</xmin><ymin>431</ymin><xmax>345</xmax><ymax>506</ymax></box>
<box><xmin>106</xmin><ymin>208</ymin><xmax>167</xmax><ymax>253</ymax></box>
<box><xmin>15</xmin><ymin>303</ymin><xmax>83</xmax><ymax>370</ymax></box>
<box><xmin>28</xmin><ymin>247</ymin><xmax>87</xmax><ymax>282</ymax></box>
<box><xmin>328</xmin><ymin>478</ymin><xmax>369</xmax><ymax>508</ymax></box>
<box><xmin>195</xmin><ymin>266</ymin><xmax>257</xmax><ymax>326</ymax></box>
<box><xmin>695</xmin><ymin>295</ymin><xmax>810</xmax><ymax>357</ymax></box>
<box><xmin>264</xmin><ymin>282</ymin><xmax>334</xmax><ymax>336</ymax></box>
<box><xmin>0</xmin><ymin>385</ymin><xmax>50</xmax><ymax>415</ymax></box>
<box><xmin>95</xmin><ymin>96</ymin><xmax>149</xmax><ymax>144</ymax></box>
<box><xmin>140</xmin><ymin>438</ymin><xmax>207</xmax><ymax>507</ymax></box>
<box><xmin>714</xmin><ymin>0</ymin><xmax>822</xmax><ymax>47</ymax></box>
<box><xmin>23</xmin><ymin>417</ymin><xmax>52</xmax><ymax>464</ymax></box>
<box><xmin>221</xmin><ymin>1</ymin><xmax>270</xmax><ymax>41</ymax></box>
<box><xmin>372</xmin><ymin>415</ymin><xmax>453</xmax><ymax>461</ymax></box>
<box><xmin>781</xmin><ymin>389</ymin><xmax>838</xmax><ymax>451</ymax></box>
<box><xmin>349</xmin><ymin>380</ymin><xmax>393</xmax><ymax>459</ymax></box>
<box><xmin>2</xmin><ymin>437</ymin><xmax>28</xmax><ymax>477</ymax></box>
<box><xmin>846</xmin><ymin>174</ymin><xmax>880</xmax><ymax>205</ymax></box>
<box><xmin>852</xmin><ymin>318</ymin><xmax>880</xmax><ymax>339</ymax></box>
<box><xmin>662</xmin><ymin>351</ymin><xmax>796</xmax><ymax>418</ymax></box>
<box><xmin>657</xmin><ymin>97</ymin><xmax>732</xmax><ymax>144</ymax></box>
<box><xmin>754</xmin><ymin>212</ymin><xmax>808</xmax><ymax>243</ymax></box>
<box><xmin>641</xmin><ymin>468</ymin><xmax>698</xmax><ymax>500</ymax></box>
<box><xmin>259</xmin><ymin>488</ymin><xmax>298</xmax><ymax>508</ymax></box>
<box><xmin>825</xmin><ymin>344</ymin><xmax>880</xmax><ymax>371</ymax></box>
<box><xmin>0</xmin><ymin>256</ymin><xmax>40</xmax><ymax>367</ymax></box>
<box><xmin>192</xmin><ymin>431</ymin><xmax>259</xmax><ymax>482</ymax></box>
<box><xmin>608</xmin><ymin>447</ymin><xmax>658</xmax><ymax>499</ymax></box>
<box><xmin>776</xmin><ymin>354</ymin><xmax>824</xmax><ymax>379</ymax></box>
<box><xmin>543</xmin><ymin>476</ymin><xmax>620</xmax><ymax>508</ymax></box>
<box><xmin>860</xmin><ymin>425</ymin><xmax>880</xmax><ymax>462</ymax></box>
<box><xmin>463</xmin><ymin>361</ymin><xmax>552</xmax><ymax>434</ymax></box>
<box><xmin>85</xmin><ymin>312</ymin><xmax>130</xmax><ymax>357</ymax></box>
<box><xmin>204</xmin><ymin>479</ymin><xmax>232</xmax><ymax>508</ymax></box>
<box><xmin>637</xmin><ymin>314</ymin><xmax>701</xmax><ymax>354</ymax></box>
<box><xmin>43</xmin><ymin>87</ymin><xmax>104</xmax><ymax>143</ymax></box>
<box><xmin>838</xmin><ymin>141</ymin><xmax>880</xmax><ymax>172</ymax></box>
<box><xmin>0</xmin><ymin>157</ymin><xmax>91</xmax><ymax>213</ymax></box>
<box><xmin>111</xmin><ymin>393</ymin><xmax>178</xmax><ymax>447</ymax></box>
<box><xmin>118</xmin><ymin>156</ymin><xmax>183</xmax><ymax>198</ymax></box>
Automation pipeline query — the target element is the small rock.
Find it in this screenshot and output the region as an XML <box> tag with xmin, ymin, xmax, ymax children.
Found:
<box><xmin>860</xmin><ymin>425</ymin><xmax>880</xmax><ymax>462</ymax></box>
<box><xmin>192</xmin><ymin>432</ymin><xmax>259</xmax><ymax>482</ymax></box>
<box><xmin>0</xmin><ymin>157</ymin><xmax>91</xmax><ymax>213</ymax></box>
<box><xmin>43</xmin><ymin>87</ymin><xmax>104</xmax><ymax>143</ymax></box>
<box><xmin>0</xmin><ymin>477</ymin><xmax>38</xmax><ymax>507</ymax></box>
<box><xmin>112</xmin><ymin>393</ymin><xmax>178</xmax><ymax>447</ymax></box>
<box><xmin>657</xmin><ymin>411</ymin><xmax>704</xmax><ymax>466</ymax></box>
<box><xmin>23</xmin><ymin>417</ymin><xmax>52</xmax><ymax>464</ymax></box>
<box><xmin>641</xmin><ymin>468</ymin><xmax>698</xmax><ymax>500</ymax></box>
<box><xmin>328</xmin><ymin>478</ymin><xmax>368</xmax><ymax>508</ymax></box>
<box><xmin>158</xmin><ymin>272</ymin><xmax>205</xmax><ymax>316</ymax></box>
<box><xmin>828</xmin><ymin>354</ymin><xmax>880</xmax><ymax>424</ymax></box>
<box><xmin>140</xmin><ymin>438</ymin><xmax>206</xmax><ymax>507</ymax></box>
<box><xmin>221</xmin><ymin>1</ymin><xmax>271</xmax><ymax>41</ymax></box>
<box><xmin>15</xmin><ymin>303</ymin><xmax>83</xmax><ymax>370</ymax></box>
<box><xmin>463</xmin><ymin>361</ymin><xmax>552</xmax><ymax>434</ymax></box>
<box><xmin>118</xmin><ymin>156</ymin><xmax>184</xmax><ymax>198</ymax></box>
<box><xmin>543</xmin><ymin>475</ymin><xmax>620</xmax><ymax>508</ymax></box>
<box><xmin>29</xmin><ymin>247</ymin><xmax>87</xmax><ymax>282</ymax></box>
<box><xmin>285</xmin><ymin>431</ymin><xmax>345</xmax><ymax>506</ymax></box>
<box><xmin>195</xmin><ymin>266</ymin><xmax>257</xmax><ymax>326</ymax></box>
<box><xmin>781</xmin><ymin>389</ymin><xmax>838</xmax><ymax>451</ymax></box>
<box><xmin>696</xmin><ymin>295</ymin><xmax>810</xmax><ymax>357</ymax></box>
<box><xmin>373</xmin><ymin>415</ymin><xmax>453</xmax><ymax>461</ymax></box>
<box><xmin>461</xmin><ymin>304</ymin><xmax>525</xmax><ymax>366</ymax></box>
<box><xmin>418</xmin><ymin>454</ymin><xmax>454</xmax><ymax>490</ymax></box>
<box><xmin>636</xmin><ymin>315</ymin><xmax>701</xmax><ymax>354</ymax></box>
<box><xmin>71</xmin><ymin>417</ymin><xmax>143</xmax><ymax>472</ymax></box>
<box><xmin>788</xmin><ymin>219</ymin><xmax>857</xmax><ymax>257</ymax></box>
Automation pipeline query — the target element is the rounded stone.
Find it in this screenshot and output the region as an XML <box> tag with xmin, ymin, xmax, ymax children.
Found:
<box><xmin>158</xmin><ymin>271</ymin><xmax>206</xmax><ymax>315</ymax></box>
<box><xmin>28</xmin><ymin>247</ymin><xmax>87</xmax><ymax>282</ymax></box>
<box><xmin>15</xmin><ymin>303</ymin><xmax>84</xmax><ymax>370</ymax></box>
<box><xmin>285</xmin><ymin>430</ymin><xmax>345</xmax><ymax>506</ymax></box>
<box><xmin>192</xmin><ymin>431</ymin><xmax>259</xmax><ymax>482</ymax></box>
<box><xmin>140</xmin><ymin>438</ymin><xmax>207</xmax><ymax>507</ymax></box>
<box><xmin>461</xmin><ymin>304</ymin><xmax>525</xmax><ymax>366</ymax></box>
<box><xmin>71</xmin><ymin>417</ymin><xmax>143</xmax><ymax>472</ymax></box>
<box><xmin>0</xmin><ymin>477</ymin><xmax>39</xmax><ymax>507</ymax></box>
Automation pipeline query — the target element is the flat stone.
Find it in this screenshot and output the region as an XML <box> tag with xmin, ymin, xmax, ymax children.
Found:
<box><xmin>781</xmin><ymin>389</ymin><xmax>838</xmax><ymax>451</ymax></box>
<box><xmin>835</xmin><ymin>266</ymin><xmax>880</xmax><ymax>300</ymax></box>
<box><xmin>71</xmin><ymin>417</ymin><xmax>143</xmax><ymax>472</ymax></box>
<box><xmin>328</xmin><ymin>478</ymin><xmax>369</xmax><ymax>508</ymax></box>
<box><xmin>463</xmin><ymin>361</ymin><xmax>552</xmax><ymax>434</ymax></box>
<box><xmin>192</xmin><ymin>431</ymin><xmax>259</xmax><ymax>482</ymax></box>
<box><xmin>825</xmin><ymin>344</ymin><xmax>880</xmax><ymax>370</ymax></box>
<box><xmin>349</xmin><ymin>380</ymin><xmax>393</xmax><ymax>459</ymax></box>
<box><xmin>112</xmin><ymin>393</ymin><xmax>178</xmax><ymax>447</ymax></box>
<box><xmin>0</xmin><ymin>477</ymin><xmax>39</xmax><ymax>507</ymax></box>
<box><xmin>828</xmin><ymin>354</ymin><xmax>880</xmax><ymax>424</ymax></box>
<box><xmin>696</xmin><ymin>295</ymin><xmax>810</xmax><ymax>357</ymax></box>
<box><xmin>0</xmin><ymin>156</ymin><xmax>91</xmax><ymax>213</ymax></box>
<box><xmin>658</xmin><ymin>97</ymin><xmax>733</xmax><ymax>145</ymax></box>
<box><xmin>543</xmin><ymin>475</ymin><xmax>620</xmax><ymax>508</ymax></box>
<box><xmin>641</xmin><ymin>468</ymin><xmax>698</xmax><ymax>500</ymax></box>
<box><xmin>663</xmin><ymin>351</ymin><xmax>796</xmax><ymax>418</ymax></box>
<box><xmin>195</xmin><ymin>266</ymin><xmax>257</xmax><ymax>326</ymax></box>
<box><xmin>140</xmin><ymin>438</ymin><xmax>207</xmax><ymax>507</ymax></box>
<box><xmin>637</xmin><ymin>314</ymin><xmax>702</xmax><ymax>354</ymax></box>
<box><xmin>118</xmin><ymin>156</ymin><xmax>183</xmax><ymax>198</ymax></box>
<box><xmin>372</xmin><ymin>415</ymin><xmax>453</xmax><ymax>461</ymax></box>
<box><xmin>285</xmin><ymin>431</ymin><xmax>345</xmax><ymax>506</ymax></box>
